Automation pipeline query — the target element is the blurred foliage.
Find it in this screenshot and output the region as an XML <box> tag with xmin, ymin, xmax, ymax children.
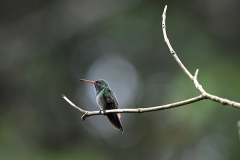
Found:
<box><xmin>0</xmin><ymin>0</ymin><xmax>240</xmax><ymax>159</ymax></box>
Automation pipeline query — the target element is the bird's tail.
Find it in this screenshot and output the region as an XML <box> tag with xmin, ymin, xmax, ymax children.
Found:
<box><xmin>106</xmin><ymin>113</ymin><xmax>124</xmax><ymax>133</ymax></box>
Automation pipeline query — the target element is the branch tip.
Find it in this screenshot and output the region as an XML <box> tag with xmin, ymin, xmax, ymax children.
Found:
<box><xmin>194</xmin><ymin>69</ymin><xmax>199</xmax><ymax>78</ymax></box>
<box><xmin>162</xmin><ymin>5</ymin><xmax>167</xmax><ymax>19</ymax></box>
<box><xmin>164</xmin><ymin>5</ymin><xmax>167</xmax><ymax>13</ymax></box>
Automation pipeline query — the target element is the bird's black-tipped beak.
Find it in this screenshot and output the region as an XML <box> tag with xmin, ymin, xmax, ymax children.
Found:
<box><xmin>80</xmin><ymin>79</ymin><xmax>96</xmax><ymax>84</ymax></box>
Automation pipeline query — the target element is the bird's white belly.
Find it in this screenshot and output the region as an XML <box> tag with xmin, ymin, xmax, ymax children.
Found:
<box><xmin>96</xmin><ymin>93</ymin><xmax>103</xmax><ymax>110</ymax></box>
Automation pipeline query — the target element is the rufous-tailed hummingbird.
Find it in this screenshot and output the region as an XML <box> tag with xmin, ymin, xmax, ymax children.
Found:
<box><xmin>80</xmin><ymin>79</ymin><xmax>124</xmax><ymax>133</ymax></box>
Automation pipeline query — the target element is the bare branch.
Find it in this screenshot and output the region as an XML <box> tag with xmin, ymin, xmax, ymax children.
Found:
<box><xmin>162</xmin><ymin>5</ymin><xmax>193</xmax><ymax>80</ymax></box>
<box><xmin>62</xmin><ymin>94</ymin><xmax>87</xmax><ymax>114</ymax></box>
<box><xmin>162</xmin><ymin>5</ymin><xmax>240</xmax><ymax>109</ymax></box>
<box><xmin>62</xmin><ymin>94</ymin><xmax>205</xmax><ymax>120</ymax></box>
<box><xmin>62</xmin><ymin>5</ymin><xmax>240</xmax><ymax>121</ymax></box>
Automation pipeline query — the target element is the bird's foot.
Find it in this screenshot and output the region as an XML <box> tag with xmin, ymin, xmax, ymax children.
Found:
<box><xmin>99</xmin><ymin>109</ymin><xmax>106</xmax><ymax>115</ymax></box>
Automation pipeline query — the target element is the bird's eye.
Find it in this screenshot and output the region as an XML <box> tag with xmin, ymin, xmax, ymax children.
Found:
<box><xmin>96</xmin><ymin>81</ymin><xmax>101</xmax><ymax>84</ymax></box>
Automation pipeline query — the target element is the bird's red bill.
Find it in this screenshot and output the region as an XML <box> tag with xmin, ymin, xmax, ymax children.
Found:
<box><xmin>80</xmin><ymin>79</ymin><xmax>96</xmax><ymax>84</ymax></box>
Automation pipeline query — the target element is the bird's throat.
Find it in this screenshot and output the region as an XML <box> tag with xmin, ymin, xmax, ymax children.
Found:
<box><xmin>95</xmin><ymin>85</ymin><xmax>104</xmax><ymax>95</ymax></box>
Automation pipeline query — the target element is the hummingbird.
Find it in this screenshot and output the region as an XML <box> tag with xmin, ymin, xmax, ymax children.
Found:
<box><xmin>80</xmin><ymin>79</ymin><xmax>124</xmax><ymax>133</ymax></box>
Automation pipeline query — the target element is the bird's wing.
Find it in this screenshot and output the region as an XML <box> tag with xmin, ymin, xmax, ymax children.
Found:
<box><xmin>103</xmin><ymin>88</ymin><xmax>123</xmax><ymax>132</ymax></box>
<box><xmin>104</xmin><ymin>88</ymin><xmax>120</xmax><ymax>118</ymax></box>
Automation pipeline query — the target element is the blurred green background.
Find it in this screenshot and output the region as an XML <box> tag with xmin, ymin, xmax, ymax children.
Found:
<box><xmin>1</xmin><ymin>0</ymin><xmax>240</xmax><ymax>159</ymax></box>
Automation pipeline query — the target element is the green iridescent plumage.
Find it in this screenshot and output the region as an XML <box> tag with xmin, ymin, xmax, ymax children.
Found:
<box><xmin>81</xmin><ymin>79</ymin><xmax>124</xmax><ymax>133</ymax></box>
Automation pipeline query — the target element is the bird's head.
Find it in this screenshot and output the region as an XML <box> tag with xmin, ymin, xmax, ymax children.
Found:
<box><xmin>80</xmin><ymin>79</ymin><xmax>109</xmax><ymax>94</ymax></box>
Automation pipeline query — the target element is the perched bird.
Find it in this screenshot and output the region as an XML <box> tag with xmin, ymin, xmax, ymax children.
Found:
<box><xmin>80</xmin><ymin>79</ymin><xmax>124</xmax><ymax>133</ymax></box>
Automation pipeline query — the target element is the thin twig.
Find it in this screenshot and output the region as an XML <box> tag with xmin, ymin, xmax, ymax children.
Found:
<box><xmin>62</xmin><ymin>94</ymin><xmax>87</xmax><ymax>113</ymax></box>
<box><xmin>162</xmin><ymin>5</ymin><xmax>193</xmax><ymax>80</ymax></box>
